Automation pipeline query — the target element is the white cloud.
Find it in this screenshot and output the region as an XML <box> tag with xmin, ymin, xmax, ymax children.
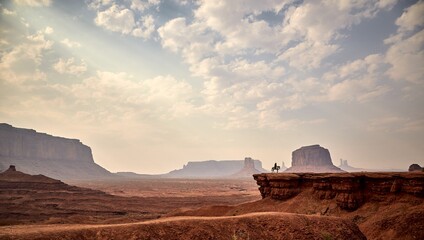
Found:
<box><xmin>60</xmin><ymin>38</ymin><xmax>81</xmax><ymax>48</ymax></box>
<box><xmin>395</xmin><ymin>0</ymin><xmax>424</xmax><ymax>32</ymax></box>
<box><xmin>194</xmin><ymin>0</ymin><xmax>291</xmax><ymax>53</ymax></box>
<box><xmin>0</xmin><ymin>30</ymin><xmax>53</xmax><ymax>83</ymax></box>
<box><xmin>324</xmin><ymin>53</ymin><xmax>390</xmax><ymax>102</ymax></box>
<box><xmin>95</xmin><ymin>4</ymin><xmax>136</xmax><ymax>35</ymax></box>
<box><xmin>132</xmin><ymin>15</ymin><xmax>155</xmax><ymax>39</ymax></box>
<box><xmin>385</xmin><ymin>30</ymin><xmax>424</xmax><ymax>83</ymax></box>
<box><xmin>385</xmin><ymin>1</ymin><xmax>424</xmax><ymax>84</ymax></box>
<box><xmin>14</xmin><ymin>0</ymin><xmax>51</xmax><ymax>7</ymax></box>
<box><xmin>44</xmin><ymin>26</ymin><xmax>54</xmax><ymax>34</ymax></box>
<box><xmin>278</xmin><ymin>41</ymin><xmax>339</xmax><ymax>70</ymax></box>
<box><xmin>53</xmin><ymin>58</ymin><xmax>87</xmax><ymax>75</ymax></box>
<box><xmin>158</xmin><ymin>17</ymin><xmax>216</xmax><ymax>64</ymax></box>
<box><xmin>157</xmin><ymin>0</ymin><xmax>400</xmax><ymax>129</ymax></box>
<box><xmin>93</xmin><ymin>3</ymin><xmax>155</xmax><ymax>39</ymax></box>
<box><xmin>131</xmin><ymin>0</ymin><xmax>160</xmax><ymax>12</ymax></box>
<box><xmin>87</xmin><ymin>0</ymin><xmax>113</xmax><ymax>10</ymax></box>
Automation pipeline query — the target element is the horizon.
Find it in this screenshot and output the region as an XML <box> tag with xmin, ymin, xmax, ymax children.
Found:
<box><xmin>1</xmin><ymin>0</ymin><xmax>423</xmax><ymax>174</ymax></box>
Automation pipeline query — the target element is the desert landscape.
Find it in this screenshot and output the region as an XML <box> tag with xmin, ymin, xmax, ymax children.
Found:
<box><xmin>1</xmin><ymin>164</ymin><xmax>423</xmax><ymax>239</ymax></box>
<box><xmin>1</xmin><ymin>0</ymin><xmax>424</xmax><ymax>239</ymax></box>
<box><xmin>1</xmin><ymin>124</ymin><xmax>424</xmax><ymax>239</ymax></box>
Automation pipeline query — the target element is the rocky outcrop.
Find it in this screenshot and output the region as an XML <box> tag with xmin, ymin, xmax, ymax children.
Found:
<box><xmin>165</xmin><ymin>159</ymin><xmax>268</xmax><ymax>178</ymax></box>
<box><xmin>253</xmin><ymin>172</ymin><xmax>424</xmax><ymax>211</ymax></box>
<box><xmin>0</xmin><ymin>166</ymin><xmax>153</xmax><ymax>225</ymax></box>
<box><xmin>285</xmin><ymin>145</ymin><xmax>344</xmax><ymax>173</ymax></box>
<box><xmin>0</xmin><ymin>123</ymin><xmax>113</xmax><ymax>179</ymax></box>
<box><xmin>409</xmin><ymin>164</ymin><xmax>423</xmax><ymax>172</ymax></box>
<box><xmin>230</xmin><ymin>157</ymin><xmax>262</xmax><ymax>178</ymax></box>
<box><xmin>0</xmin><ymin>165</ymin><xmax>97</xmax><ymax>191</ymax></box>
<box><xmin>338</xmin><ymin>159</ymin><xmax>365</xmax><ymax>172</ymax></box>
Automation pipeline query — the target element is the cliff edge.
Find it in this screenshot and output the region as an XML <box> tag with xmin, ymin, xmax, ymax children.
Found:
<box><xmin>0</xmin><ymin>123</ymin><xmax>113</xmax><ymax>179</ymax></box>
<box><xmin>253</xmin><ymin>172</ymin><xmax>424</xmax><ymax>210</ymax></box>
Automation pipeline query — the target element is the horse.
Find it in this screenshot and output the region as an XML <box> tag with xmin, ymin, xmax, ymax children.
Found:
<box><xmin>272</xmin><ymin>164</ymin><xmax>280</xmax><ymax>173</ymax></box>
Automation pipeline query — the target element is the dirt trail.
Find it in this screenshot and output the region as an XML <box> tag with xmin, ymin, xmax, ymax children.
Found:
<box><xmin>0</xmin><ymin>212</ymin><xmax>366</xmax><ymax>240</ymax></box>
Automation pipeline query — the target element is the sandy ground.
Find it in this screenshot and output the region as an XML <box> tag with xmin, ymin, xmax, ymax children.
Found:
<box><xmin>0</xmin><ymin>178</ymin><xmax>261</xmax><ymax>226</ymax></box>
<box><xmin>0</xmin><ymin>212</ymin><xmax>366</xmax><ymax>240</ymax></box>
<box><xmin>1</xmin><ymin>175</ymin><xmax>423</xmax><ymax>239</ymax></box>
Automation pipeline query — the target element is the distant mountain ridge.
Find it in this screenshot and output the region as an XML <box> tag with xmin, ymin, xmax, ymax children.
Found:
<box><xmin>165</xmin><ymin>159</ymin><xmax>268</xmax><ymax>178</ymax></box>
<box><xmin>0</xmin><ymin>123</ymin><xmax>113</xmax><ymax>180</ymax></box>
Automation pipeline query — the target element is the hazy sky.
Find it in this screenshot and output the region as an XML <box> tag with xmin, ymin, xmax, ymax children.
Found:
<box><xmin>0</xmin><ymin>0</ymin><xmax>423</xmax><ymax>174</ymax></box>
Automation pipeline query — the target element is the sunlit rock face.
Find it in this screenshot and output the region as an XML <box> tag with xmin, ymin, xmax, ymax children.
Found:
<box><xmin>285</xmin><ymin>145</ymin><xmax>344</xmax><ymax>173</ymax></box>
<box><xmin>0</xmin><ymin>123</ymin><xmax>112</xmax><ymax>180</ymax></box>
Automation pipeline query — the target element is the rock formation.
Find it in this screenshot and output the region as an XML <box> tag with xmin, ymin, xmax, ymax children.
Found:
<box><xmin>253</xmin><ymin>172</ymin><xmax>424</xmax><ymax>211</ymax></box>
<box><xmin>338</xmin><ymin>159</ymin><xmax>365</xmax><ymax>172</ymax></box>
<box><xmin>230</xmin><ymin>157</ymin><xmax>262</xmax><ymax>178</ymax></box>
<box><xmin>0</xmin><ymin>123</ymin><xmax>113</xmax><ymax>179</ymax></box>
<box><xmin>165</xmin><ymin>159</ymin><xmax>268</xmax><ymax>178</ymax></box>
<box><xmin>285</xmin><ymin>145</ymin><xmax>344</xmax><ymax>173</ymax></box>
<box><xmin>409</xmin><ymin>164</ymin><xmax>423</xmax><ymax>172</ymax></box>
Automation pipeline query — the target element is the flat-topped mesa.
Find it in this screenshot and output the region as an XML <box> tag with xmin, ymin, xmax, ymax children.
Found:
<box><xmin>253</xmin><ymin>172</ymin><xmax>424</xmax><ymax>211</ymax></box>
<box><xmin>0</xmin><ymin>123</ymin><xmax>112</xmax><ymax>179</ymax></box>
<box><xmin>285</xmin><ymin>144</ymin><xmax>344</xmax><ymax>173</ymax></box>
<box><xmin>0</xmin><ymin>123</ymin><xmax>92</xmax><ymax>163</ymax></box>
<box><xmin>292</xmin><ymin>145</ymin><xmax>332</xmax><ymax>166</ymax></box>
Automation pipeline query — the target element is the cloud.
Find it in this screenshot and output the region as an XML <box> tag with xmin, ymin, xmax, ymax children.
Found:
<box><xmin>277</xmin><ymin>41</ymin><xmax>339</xmax><ymax>70</ymax></box>
<box><xmin>87</xmin><ymin>0</ymin><xmax>113</xmax><ymax>10</ymax></box>
<box><xmin>395</xmin><ymin>0</ymin><xmax>424</xmax><ymax>32</ymax></box>
<box><xmin>131</xmin><ymin>0</ymin><xmax>160</xmax><ymax>12</ymax></box>
<box><xmin>14</xmin><ymin>0</ymin><xmax>51</xmax><ymax>7</ymax></box>
<box><xmin>95</xmin><ymin>4</ymin><xmax>135</xmax><ymax>35</ymax></box>
<box><xmin>385</xmin><ymin>29</ymin><xmax>424</xmax><ymax>84</ymax></box>
<box><xmin>93</xmin><ymin>3</ymin><xmax>155</xmax><ymax>39</ymax></box>
<box><xmin>0</xmin><ymin>30</ymin><xmax>52</xmax><ymax>83</ymax></box>
<box><xmin>383</xmin><ymin>1</ymin><xmax>424</xmax><ymax>84</ymax></box>
<box><xmin>324</xmin><ymin>54</ymin><xmax>390</xmax><ymax>102</ymax></box>
<box><xmin>53</xmin><ymin>58</ymin><xmax>87</xmax><ymax>75</ymax></box>
<box><xmin>157</xmin><ymin>1</ymin><xmax>400</xmax><ymax>129</ymax></box>
<box><xmin>132</xmin><ymin>15</ymin><xmax>155</xmax><ymax>39</ymax></box>
<box><xmin>44</xmin><ymin>26</ymin><xmax>54</xmax><ymax>34</ymax></box>
<box><xmin>60</xmin><ymin>38</ymin><xmax>81</xmax><ymax>48</ymax></box>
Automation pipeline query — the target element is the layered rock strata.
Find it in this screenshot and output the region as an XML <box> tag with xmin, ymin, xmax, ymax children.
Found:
<box><xmin>0</xmin><ymin>123</ymin><xmax>112</xmax><ymax>179</ymax></box>
<box><xmin>253</xmin><ymin>172</ymin><xmax>424</xmax><ymax>211</ymax></box>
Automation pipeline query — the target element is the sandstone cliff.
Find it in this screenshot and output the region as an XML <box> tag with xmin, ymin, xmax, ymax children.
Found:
<box><xmin>0</xmin><ymin>123</ymin><xmax>113</xmax><ymax>179</ymax></box>
<box><xmin>253</xmin><ymin>172</ymin><xmax>424</xmax><ymax>211</ymax></box>
<box><xmin>285</xmin><ymin>145</ymin><xmax>344</xmax><ymax>173</ymax></box>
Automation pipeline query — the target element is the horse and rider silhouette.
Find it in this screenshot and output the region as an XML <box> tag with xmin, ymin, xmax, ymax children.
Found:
<box><xmin>272</xmin><ymin>163</ymin><xmax>280</xmax><ymax>173</ymax></box>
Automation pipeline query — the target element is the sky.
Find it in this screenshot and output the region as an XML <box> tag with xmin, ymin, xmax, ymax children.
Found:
<box><xmin>0</xmin><ymin>0</ymin><xmax>423</xmax><ymax>174</ymax></box>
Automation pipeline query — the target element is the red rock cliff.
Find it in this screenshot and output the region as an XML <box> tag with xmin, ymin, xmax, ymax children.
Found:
<box><xmin>253</xmin><ymin>172</ymin><xmax>424</xmax><ymax>211</ymax></box>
